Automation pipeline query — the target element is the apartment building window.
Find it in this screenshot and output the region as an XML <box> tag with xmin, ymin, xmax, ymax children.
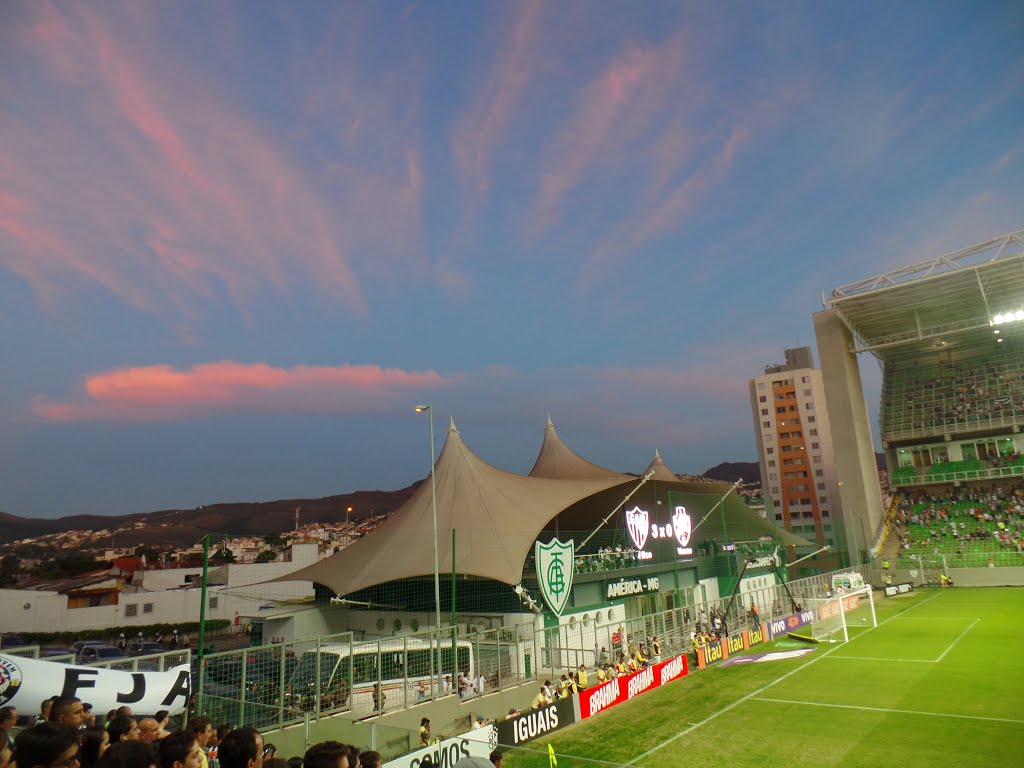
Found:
<box><xmin>775</xmin><ymin>513</ymin><xmax>783</xmax><ymax>521</ymax></box>
<box><xmin>770</xmin><ymin>473</ymin><xmax>778</xmax><ymax>481</ymax></box>
<box><xmin>768</xmin><ymin>460</ymin><xmax>776</xmax><ymax>467</ymax></box>
<box><xmin>809</xmin><ymin>428</ymin><xmax>818</xmax><ymax>436</ymax></box>
<box><xmin>822</xmin><ymin>509</ymin><xmax>830</xmax><ymax>517</ymax></box>
<box><xmin>761</xmin><ymin>408</ymin><xmax>769</xmax><ymax>416</ymax></box>
<box><xmin>143</xmin><ymin>603</ymin><xmax>154</xmax><ymax>614</ymax></box>
<box><xmin>776</xmin><ymin>407</ymin><xmax>786</xmax><ymax>414</ymax></box>
<box><xmin>772</xmin><ymin>486</ymin><xmax>779</xmax><ymax>495</ymax></box>
<box><xmin>209</xmin><ymin>597</ymin><xmax>219</xmax><ymax>609</ymax></box>
<box><xmin>819</xmin><ymin>496</ymin><xmax>828</xmax><ymax>503</ymax></box>
<box><xmin>815</xmin><ymin>469</ymin><xmax>824</xmax><ymax>476</ymax></box>
<box><xmin>759</xmin><ymin>395</ymin><xmax>767</xmax><ymax>402</ymax></box>
<box><xmin>767</xmin><ymin>447</ymin><xmax>774</xmax><ymax>454</ymax></box>
<box><xmin>812</xmin><ymin>442</ymin><xmax>820</xmax><ymax>449</ymax></box>
<box><xmin>802</xmin><ymin>511</ymin><xmax>813</xmax><ymax>519</ymax></box>
<box><xmin>812</xmin><ymin>455</ymin><xmax>821</xmax><ymax>464</ymax></box>
<box><xmin>808</xmin><ymin>415</ymin><xmax>816</xmax><ymax>423</ymax></box>
<box><xmin>801</xmin><ymin>376</ymin><xmax>809</xmax><ymax>383</ymax></box>
<box><xmin>762</xmin><ymin>421</ymin><xmax>771</xmax><ymax>428</ymax></box>
<box><xmin>803</xmin><ymin>389</ymin><xmax>811</xmax><ymax>396</ymax></box>
<box><xmin>817</xmin><ymin>482</ymin><xmax>826</xmax><ymax>490</ymax></box>
<box><xmin>788</xmin><ymin>405</ymin><xmax>798</xmax><ymax>411</ymax></box>
<box><xmin>757</xmin><ymin>382</ymin><xmax>766</xmax><ymax>390</ymax></box>
<box><xmin>125</xmin><ymin>604</ymin><xmax>138</xmax><ymax>617</ymax></box>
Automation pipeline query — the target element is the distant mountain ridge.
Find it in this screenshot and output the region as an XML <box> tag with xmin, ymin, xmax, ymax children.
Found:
<box><xmin>0</xmin><ymin>485</ymin><xmax>419</xmax><ymax>547</ymax></box>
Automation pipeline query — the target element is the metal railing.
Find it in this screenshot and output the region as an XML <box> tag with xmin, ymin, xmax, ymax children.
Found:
<box><xmin>891</xmin><ymin>463</ymin><xmax>1024</xmax><ymax>487</ymax></box>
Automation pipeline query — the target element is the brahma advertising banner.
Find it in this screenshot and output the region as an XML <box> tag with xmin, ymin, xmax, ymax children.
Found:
<box><xmin>578</xmin><ymin>654</ymin><xmax>688</xmax><ymax>719</ymax></box>
<box><xmin>496</xmin><ymin>696</ymin><xmax>578</xmax><ymax>746</ymax></box>
<box><xmin>0</xmin><ymin>654</ymin><xmax>191</xmax><ymax>715</ymax></box>
<box><xmin>383</xmin><ymin>726</ymin><xmax>496</xmax><ymax>768</ymax></box>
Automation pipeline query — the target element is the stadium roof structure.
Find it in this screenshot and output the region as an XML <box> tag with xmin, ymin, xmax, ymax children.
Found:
<box><xmin>529</xmin><ymin>416</ymin><xmax>631</xmax><ymax>480</ymax></box>
<box><xmin>824</xmin><ymin>229</ymin><xmax>1024</xmax><ymax>362</ymax></box>
<box><xmin>642</xmin><ymin>449</ymin><xmax>679</xmax><ymax>482</ymax></box>
<box><xmin>275</xmin><ymin>420</ymin><xmax>812</xmax><ymax>597</ymax></box>
<box><xmin>274</xmin><ymin>420</ymin><xmax>627</xmax><ymax>596</ymax></box>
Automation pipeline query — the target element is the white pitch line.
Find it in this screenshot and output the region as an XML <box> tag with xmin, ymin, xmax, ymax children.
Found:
<box><xmin>828</xmin><ymin>655</ymin><xmax>937</xmax><ymax>663</ymax></box>
<box><xmin>632</xmin><ymin>591</ymin><xmax>943</xmax><ymax>764</ymax></box>
<box><xmin>935</xmin><ymin>617</ymin><xmax>980</xmax><ymax>662</ymax></box>
<box><xmin>751</xmin><ymin>696</ymin><xmax>1024</xmax><ymax>725</ymax></box>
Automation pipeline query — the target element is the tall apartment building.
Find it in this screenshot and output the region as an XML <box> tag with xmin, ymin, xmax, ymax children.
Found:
<box><xmin>749</xmin><ymin>347</ymin><xmax>844</xmax><ymax>572</ymax></box>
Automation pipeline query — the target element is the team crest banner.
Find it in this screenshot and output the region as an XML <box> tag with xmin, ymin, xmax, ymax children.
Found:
<box><xmin>535</xmin><ymin>538</ymin><xmax>574</xmax><ymax>616</ymax></box>
<box><xmin>625</xmin><ymin>506</ymin><xmax>649</xmax><ymax>550</ymax></box>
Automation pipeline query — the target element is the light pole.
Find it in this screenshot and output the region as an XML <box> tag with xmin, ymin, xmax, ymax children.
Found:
<box><xmin>415</xmin><ymin>405</ymin><xmax>442</xmax><ymax>696</ymax></box>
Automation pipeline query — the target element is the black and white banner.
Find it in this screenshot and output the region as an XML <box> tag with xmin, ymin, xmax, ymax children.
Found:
<box><xmin>884</xmin><ymin>582</ymin><xmax>914</xmax><ymax>597</ymax></box>
<box><xmin>0</xmin><ymin>654</ymin><xmax>191</xmax><ymax>715</ymax></box>
<box><xmin>495</xmin><ymin>696</ymin><xmax>579</xmax><ymax>747</ymax></box>
<box><xmin>382</xmin><ymin>726</ymin><xmax>495</xmax><ymax>768</ymax></box>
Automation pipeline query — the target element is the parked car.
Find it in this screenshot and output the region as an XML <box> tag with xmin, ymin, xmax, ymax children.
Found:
<box><xmin>128</xmin><ymin>641</ymin><xmax>166</xmax><ymax>657</ymax></box>
<box><xmin>77</xmin><ymin>645</ymin><xmax>127</xmax><ymax>664</ymax></box>
<box><xmin>0</xmin><ymin>634</ymin><xmax>28</xmax><ymax>649</ymax></box>
<box><xmin>40</xmin><ymin>646</ymin><xmax>74</xmax><ymax>658</ymax></box>
<box><xmin>70</xmin><ymin>640</ymin><xmax>108</xmax><ymax>655</ymax></box>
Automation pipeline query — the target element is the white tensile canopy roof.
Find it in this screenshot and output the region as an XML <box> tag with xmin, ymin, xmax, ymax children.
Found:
<box><xmin>642</xmin><ymin>449</ymin><xmax>679</xmax><ymax>482</ymax></box>
<box><xmin>529</xmin><ymin>416</ymin><xmax>632</xmax><ymax>480</ymax></box>
<box><xmin>274</xmin><ymin>420</ymin><xmax>628</xmax><ymax>595</ymax></box>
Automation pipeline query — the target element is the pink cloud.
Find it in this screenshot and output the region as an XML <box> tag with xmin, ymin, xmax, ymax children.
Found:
<box><xmin>34</xmin><ymin>361</ymin><xmax>454</xmax><ymax>422</ymax></box>
<box><xmin>451</xmin><ymin>0</ymin><xmax>545</xmax><ymax>192</ymax></box>
<box><xmin>0</xmin><ymin>2</ymin><xmax>427</xmax><ymax>326</ymax></box>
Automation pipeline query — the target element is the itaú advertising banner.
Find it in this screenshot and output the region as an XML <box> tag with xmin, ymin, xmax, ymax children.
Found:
<box><xmin>578</xmin><ymin>655</ymin><xmax>688</xmax><ymax>719</ymax></box>
<box><xmin>0</xmin><ymin>654</ymin><xmax>191</xmax><ymax>715</ymax></box>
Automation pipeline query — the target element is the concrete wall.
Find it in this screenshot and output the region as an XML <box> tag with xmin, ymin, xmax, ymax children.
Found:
<box><xmin>874</xmin><ymin>567</ymin><xmax>1024</xmax><ymax>588</ymax></box>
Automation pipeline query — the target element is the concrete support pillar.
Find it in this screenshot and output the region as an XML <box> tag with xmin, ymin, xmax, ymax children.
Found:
<box><xmin>814</xmin><ymin>309</ymin><xmax>884</xmax><ymax>563</ymax></box>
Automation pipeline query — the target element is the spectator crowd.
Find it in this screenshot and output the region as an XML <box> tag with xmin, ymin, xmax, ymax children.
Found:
<box><xmin>0</xmin><ymin>698</ymin><xmax>390</xmax><ymax>768</ymax></box>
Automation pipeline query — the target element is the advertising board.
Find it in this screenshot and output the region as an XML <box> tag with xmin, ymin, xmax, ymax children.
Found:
<box><xmin>578</xmin><ymin>655</ymin><xmax>688</xmax><ymax>719</ymax></box>
<box><xmin>383</xmin><ymin>726</ymin><xmax>496</xmax><ymax>768</ymax></box>
<box><xmin>884</xmin><ymin>582</ymin><xmax>914</xmax><ymax>597</ymax></box>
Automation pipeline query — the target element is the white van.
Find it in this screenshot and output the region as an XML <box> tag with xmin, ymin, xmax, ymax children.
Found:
<box><xmin>831</xmin><ymin>572</ymin><xmax>866</xmax><ymax>592</ymax></box>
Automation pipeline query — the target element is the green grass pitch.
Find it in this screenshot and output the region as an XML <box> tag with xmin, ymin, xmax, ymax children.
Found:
<box><xmin>503</xmin><ymin>588</ymin><xmax>1024</xmax><ymax>767</ymax></box>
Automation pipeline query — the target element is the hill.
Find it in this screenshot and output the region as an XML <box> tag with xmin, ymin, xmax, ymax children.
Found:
<box><xmin>0</xmin><ymin>485</ymin><xmax>419</xmax><ymax>547</ymax></box>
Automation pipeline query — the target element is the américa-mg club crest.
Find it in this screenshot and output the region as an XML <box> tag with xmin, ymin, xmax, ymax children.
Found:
<box><xmin>535</xmin><ymin>537</ymin><xmax>575</xmax><ymax>616</ymax></box>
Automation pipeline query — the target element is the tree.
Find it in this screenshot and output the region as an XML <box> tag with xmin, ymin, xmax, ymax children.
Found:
<box><xmin>210</xmin><ymin>547</ymin><xmax>235</xmax><ymax>565</ymax></box>
<box><xmin>255</xmin><ymin>550</ymin><xmax>278</xmax><ymax>563</ymax></box>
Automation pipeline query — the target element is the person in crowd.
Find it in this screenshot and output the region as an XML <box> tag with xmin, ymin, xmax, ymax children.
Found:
<box><xmin>285</xmin><ymin>758</ymin><xmax>302</xmax><ymax>768</ymax></box>
<box><xmin>159</xmin><ymin>731</ymin><xmax>203</xmax><ymax>768</ymax></box>
<box><xmin>185</xmin><ymin>718</ymin><xmax>213</xmax><ymax>768</ymax></box>
<box><xmin>0</xmin><ymin>736</ymin><xmax>11</xmax><ymax>768</ymax></box>
<box><xmin>418</xmin><ymin>718</ymin><xmax>430</xmax><ymax>748</ymax></box>
<box><xmin>474</xmin><ymin>671</ymin><xmax>486</xmax><ymax>697</ymax></box>
<box><xmin>36</xmin><ymin>698</ymin><xmax>57</xmax><ymax>725</ymax></box>
<box><xmin>0</xmin><ymin>707</ymin><xmax>16</xmax><ymax>749</ymax></box>
<box><xmin>577</xmin><ymin>663</ymin><xmax>588</xmax><ymax>690</ymax></box>
<box><xmin>441</xmin><ymin>675</ymin><xmax>451</xmax><ymax>696</ymax></box>
<box><xmin>301</xmin><ymin>741</ymin><xmax>347</xmax><ymax>768</ymax></box>
<box><xmin>137</xmin><ymin>720</ymin><xmax>161</xmax><ymax>745</ymax></box>
<box><xmin>154</xmin><ymin>713</ymin><xmax>172</xmax><ymax>739</ymax></box>
<box><xmin>108</xmin><ymin>716</ymin><xmax>139</xmax><ymax>744</ymax></box>
<box><xmin>80</xmin><ymin>726</ymin><xmax>110</xmax><ymax>768</ymax></box>
<box><xmin>97</xmin><ymin>740</ymin><xmax>158</xmax><ymax>768</ymax></box>
<box><xmin>357</xmin><ymin>752</ymin><xmax>380</xmax><ymax>768</ymax></box>
<box><xmin>14</xmin><ymin>722</ymin><xmax>81</xmax><ymax>768</ymax></box>
<box><xmin>530</xmin><ymin>686</ymin><xmax>548</xmax><ymax>710</ymax></box>
<box><xmin>219</xmin><ymin>728</ymin><xmax>265</xmax><ymax>768</ymax></box>
<box><xmin>50</xmin><ymin>698</ymin><xmax>87</xmax><ymax>730</ymax></box>
<box><xmin>371</xmin><ymin>683</ymin><xmax>385</xmax><ymax>713</ymax></box>
<box><xmin>488</xmin><ymin>750</ymin><xmax>503</xmax><ymax>767</ymax></box>
<box><xmin>105</xmin><ymin>711</ymin><xmax>117</xmax><ymax>729</ymax></box>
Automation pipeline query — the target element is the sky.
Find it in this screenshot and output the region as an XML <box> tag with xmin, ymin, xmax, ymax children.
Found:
<box><xmin>1</xmin><ymin>1</ymin><xmax>1022</xmax><ymax>519</ymax></box>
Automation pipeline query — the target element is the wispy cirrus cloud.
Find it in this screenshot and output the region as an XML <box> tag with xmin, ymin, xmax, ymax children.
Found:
<box><xmin>0</xmin><ymin>2</ymin><xmax>425</xmax><ymax>326</ymax></box>
<box><xmin>33</xmin><ymin>362</ymin><xmax>453</xmax><ymax>423</ymax></box>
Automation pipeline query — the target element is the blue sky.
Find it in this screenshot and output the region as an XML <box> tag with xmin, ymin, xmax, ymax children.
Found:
<box><xmin>1</xmin><ymin>1</ymin><xmax>1021</xmax><ymax>518</ymax></box>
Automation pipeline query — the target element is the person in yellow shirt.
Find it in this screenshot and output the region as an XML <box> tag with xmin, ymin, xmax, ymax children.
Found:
<box><xmin>531</xmin><ymin>687</ymin><xmax>548</xmax><ymax>709</ymax></box>
<box><xmin>577</xmin><ymin>664</ymin><xmax>588</xmax><ymax>690</ymax></box>
<box><xmin>595</xmin><ymin>665</ymin><xmax>608</xmax><ymax>684</ymax></box>
<box><xmin>652</xmin><ymin>637</ymin><xmax>662</xmax><ymax>662</ymax></box>
<box><xmin>627</xmin><ymin>655</ymin><xmax>639</xmax><ymax>673</ymax></box>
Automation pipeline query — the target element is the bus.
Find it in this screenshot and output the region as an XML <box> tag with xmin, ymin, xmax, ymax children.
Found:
<box><xmin>286</xmin><ymin>637</ymin><xmax>474</xmax><ymax>715</ymax></box>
